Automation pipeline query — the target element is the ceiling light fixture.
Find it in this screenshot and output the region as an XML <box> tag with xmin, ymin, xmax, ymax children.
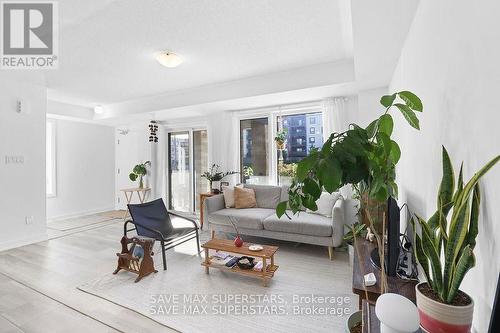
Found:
<box><xmin>155</xmin><ymin>51</ymin><xmax>183</xmax><ymax>68</ymax></box>
<box><xmin>94</xmin><ymin>105</ymin><xmax>104</xmax><ymax>114</ymax></box>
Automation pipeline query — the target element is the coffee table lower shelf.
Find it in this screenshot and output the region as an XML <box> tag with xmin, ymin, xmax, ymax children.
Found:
<box><xmin>201</xmin><ymin>261</ymin><xmax>279</xmax><ymax>286</ymax></box>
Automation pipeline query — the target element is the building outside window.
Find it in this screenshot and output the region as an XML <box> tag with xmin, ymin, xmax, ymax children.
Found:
<box><xmin>277</xmin><ymin>112</ymin><xmax>323</xmax><ymax>185</ymax></box>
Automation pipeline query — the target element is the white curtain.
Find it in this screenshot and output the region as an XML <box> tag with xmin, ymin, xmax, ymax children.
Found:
<box><xmin>322</xmin><ymin>97</ymin><xmax>348</xmax><ymax>141</ymax></box>
<box><xmin>207</xmin><ymin>111</ymin><xmax>240</xmax><ymax>185</ymax></box>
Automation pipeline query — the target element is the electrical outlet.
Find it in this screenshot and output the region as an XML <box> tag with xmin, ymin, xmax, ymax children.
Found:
<box><xmin>25</xmin><ymin>216</ymin><xmax>34</xmax><ymax>225</ymax></box>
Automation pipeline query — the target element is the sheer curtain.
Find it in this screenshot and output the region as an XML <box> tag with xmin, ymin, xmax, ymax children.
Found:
<box><xmin>322</xmin><ymin>97</ymin><xmax>348</xmax><ymax>140</ymax></box>
<box><xmin>207</xmin><ymin>111</ymin><xmax>240</xmax><ymax>185</ymax></box>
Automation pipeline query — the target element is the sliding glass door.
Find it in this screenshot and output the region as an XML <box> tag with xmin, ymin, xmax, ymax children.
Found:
<box><xmin>168</xmin><ymin>130</ymin><xmax>209</xmax><ymax>213</ymax></box>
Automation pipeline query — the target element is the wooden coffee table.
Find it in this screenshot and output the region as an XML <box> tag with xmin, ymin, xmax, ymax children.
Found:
<box><xmin>201</xmin><ymin>238</ymin><xmax>279</xmax><ymax>287</ymax></box>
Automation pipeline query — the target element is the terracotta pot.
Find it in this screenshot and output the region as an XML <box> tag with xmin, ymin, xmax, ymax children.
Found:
<box><xmin>415</xmin><ymin>282</ymin><xmax>474</xmax><ymax>333</ymax></box>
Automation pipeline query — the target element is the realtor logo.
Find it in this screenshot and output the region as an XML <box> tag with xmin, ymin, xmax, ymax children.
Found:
<box><xmin>1</xmin><ymin>1</ymin><xmax>58</xmax><ymax>69</ymax></box>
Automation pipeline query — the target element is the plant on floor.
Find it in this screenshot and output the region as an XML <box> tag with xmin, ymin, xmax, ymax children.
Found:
<box><xmin>129</xmin><ymin>161</ymin><xmax>151</xmax><ymax>188</ymax></box>
<box><xmin>276</xmin><ymin>91</ymin><xmax>423</xmax><ymax>292</ymax></box>
<box><xmin>201</xmin><ymin>164</ymin><xmax>238</xmax><ymax>192</ymax></box>
<box><xmin>411</xmin><ymin>147</ymin><xmax>499</xmax><ymax>332</ymax></box>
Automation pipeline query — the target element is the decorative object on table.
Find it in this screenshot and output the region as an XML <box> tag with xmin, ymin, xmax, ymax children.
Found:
<box><xmin>201</xmin><ymin>238</ymin><xmax>279</xmax><ymax>287</ymax></box>
<box><xmin>201</xmin><ymin>164</ymin><xmax>238</xmax><ymax>194</ymax></box>
<box><xmin>274</xmin><ymin>129</ymin><xmax>287</xmax><ymax>150</ymax></box>
<box><xmin>125</xmin><ymin>198</ymin><xmax>200</xmax><ymax>271</ymax></box>
<box><xmin>129</xmin><ymin>161</ymin><xmax>151</xmax><ymax>189</ymax></box>
<box><xmin>375</xmin><ymin>293</ymin><xmax>420</xmax><ymax>333</ymax></box>
<box><xmin>411</xmin><ymin>147</ymin><xmax>499</xmax><ymax>333</ymax></box>
<box><xmin>236</xmin><ymin>256</ymin><xmax>256</xmax><ymax>270</ymax></box>
<box><xmin>228</xmin><ymin>215</ymin><xmax>244</xmax><ymax>247</ymax></box>
<box><xmin>249</xmin><ymin>244</ymin><xmax>264</xmax><ymax>252</ymax></box>
<box><xmin>148</xmin><ymin>120</ymin><xmax>158</xmax><ymax>143</ymax></box>
<box><xmin>219</xmin><ymin>181</ymin><xmax>229</xmax><ymax>191</ymax></box>
<box><xmin>113</xmin><ymin>236</ymin><xmax>157</xmax><ymax>283</ymax></box>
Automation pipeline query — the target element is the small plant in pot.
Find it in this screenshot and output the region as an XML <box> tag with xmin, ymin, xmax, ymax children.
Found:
<box><xmin>129</xmin><ymin>161</ymin><xmax>151</xmax><ymax>188</ymax></box>
<box><xmin>412</xmin><ymin>147</ymin><xmax>499</xmax><ymax>333</ymax></box>
<box><xmin>274</xmin><ymin>129</ymin><xmax>287</xmax><ymax>150</ymax></box>
<box><xmin>201</xmin><ymin>164</ymin><xmax>238</xmax><ymax>194</ymax></box>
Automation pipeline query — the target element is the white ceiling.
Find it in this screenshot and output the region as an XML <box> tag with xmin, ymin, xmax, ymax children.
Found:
<box><xmin>46</xmin><ymin>0</ymin><xmax>353</xmax><ymax>107</ymax></box>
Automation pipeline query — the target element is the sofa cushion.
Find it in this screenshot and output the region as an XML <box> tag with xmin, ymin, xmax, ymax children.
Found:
<box><xmin>244</xmin><ymin>184</ymin><xmax>282</xmax><ymax>209</ymax></box>
<box><xmin>234</xmin><ymin>187</ymin><xmax>257</xmax><ymax>209</ymax></box>
<box><xmin>263</xmin><ymin>211</ymin><xmax>333</xmax><ymax>237</ymax></box>
<box><xmin>208</xmin><ymin>208</ymin><xmax>275</xmax><ymax>230</ymax></box>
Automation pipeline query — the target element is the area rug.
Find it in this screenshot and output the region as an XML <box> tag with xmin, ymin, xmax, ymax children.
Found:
<box><xmin>78</xmin><ymin>236</ymin><xmax>356</xmax><ymax>333</ymax></box>
<box><xmin>47</xmin><ymin>214</ymin><xmax>119</xmax><ymax>231</ymax></box>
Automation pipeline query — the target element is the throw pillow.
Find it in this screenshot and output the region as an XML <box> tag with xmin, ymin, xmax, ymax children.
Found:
<box><xmin>234</xmin><ymin>187</ymin><xmax>257</xmax><ymax>209</ymax></box>
<box><xmin>222</xmin><ymin>184</ymin><xmax>243</xmax><ymax>208</ymax></box>
<box><xmin>306</xmin><ymin>192</ymin><xmax>341</xmax><ymax>217</ymax></box>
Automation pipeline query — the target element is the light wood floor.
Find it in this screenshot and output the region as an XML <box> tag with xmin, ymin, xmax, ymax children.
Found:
<box><xmin>0</xmin><ymin>220</ymin><xmax>178</xmax><ymax>333</ymax></box>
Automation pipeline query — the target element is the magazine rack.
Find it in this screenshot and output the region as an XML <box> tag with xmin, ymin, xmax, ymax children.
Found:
<box><xmin>113</xmin><ymin>236</ymin><xmax>157</xmax><ymax>283</ymax></box>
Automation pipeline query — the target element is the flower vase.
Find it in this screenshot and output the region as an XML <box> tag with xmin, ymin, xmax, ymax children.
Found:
<box><xmin>139</xmin><ymin>176</ymin><xmax>144</xmax><ymax>189</ymax></box>
<box><xmin>234</xmin><ymin>235</ymin><xmax>243</xmax><ymax>247</ymax></box>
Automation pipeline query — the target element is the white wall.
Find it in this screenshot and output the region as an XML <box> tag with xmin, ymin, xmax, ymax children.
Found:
<box><xmin>46</xmin><ymin>119</ymin><xmax>115</xmax><ymax>219</ymax></box>
<box><xmin>390</xmin><ymin>1</ymin><xmax>500</xmax><ymax>331</ymax></box>
<box><xmin>0</xmin><ymin>74</ymin><xmax>47</xmax><ymax>251</ymax></box>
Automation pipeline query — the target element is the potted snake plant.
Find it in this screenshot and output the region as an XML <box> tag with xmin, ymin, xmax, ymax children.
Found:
<box><xmin>412</xmin><ymin>147</ymin><xmax>499</xmax><ymax>333</ymax></box>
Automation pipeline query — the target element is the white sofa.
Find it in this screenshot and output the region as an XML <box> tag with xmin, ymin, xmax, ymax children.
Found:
<box><xmin>203</xmin><ymin>184</ymin><xmax>346</xmax><ymax>259</ymax></box>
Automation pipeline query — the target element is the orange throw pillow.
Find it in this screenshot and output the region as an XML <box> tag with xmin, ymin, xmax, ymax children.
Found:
<box><xmin>234</xmin><ymin>187</ymin><xmax>257</xmax><ymax>209</ymax></box>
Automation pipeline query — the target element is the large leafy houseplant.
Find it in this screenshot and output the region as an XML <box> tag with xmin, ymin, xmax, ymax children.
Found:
<box><xmin>276</xmin><ymin>91</ymin><xmax>423</xmax><ymax>293</ymax></box>
<box><xmin>411</xmin><ymin>147</ymin><xmax>499</xmax><ymax>333</ymax></box>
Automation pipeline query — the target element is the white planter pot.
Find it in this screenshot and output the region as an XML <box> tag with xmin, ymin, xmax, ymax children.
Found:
<box><xmin>415</xmin><ymin>282</ymin><xmax>474</xmax><ymax>333</ymax></box>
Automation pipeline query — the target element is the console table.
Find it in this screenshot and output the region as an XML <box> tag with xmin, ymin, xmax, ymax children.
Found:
<box><xmin>199</xmin><ymin>192</ymin><xmax>215</xmax><ymax>229</ymax></box>
<box><xmin>353</xmin><ymin>238</ymin><xmax>421</xmax><ymax>332</ymax></box>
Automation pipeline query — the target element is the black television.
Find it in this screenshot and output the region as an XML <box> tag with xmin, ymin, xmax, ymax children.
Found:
<box><xmin>370</xmin><ymin>196</ymin><xmax>400</xmax><ymax>276</ymax></box>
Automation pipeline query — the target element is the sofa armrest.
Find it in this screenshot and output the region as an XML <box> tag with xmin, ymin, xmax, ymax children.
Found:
<box><xmin>331</xmin><ymin>198</ymin><xmax>345</xmax><ymax>247</ymax></box>
<box><xmin>204</xmin><ymin>194</ymin><xmax>225</xmax><ymax>216</ymax></box>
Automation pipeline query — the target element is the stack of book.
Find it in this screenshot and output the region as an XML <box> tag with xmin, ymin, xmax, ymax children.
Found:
<box><xmin>210</xmin><ymin>252</ymin><xmax>264</xmax><ymax>271</ymax></box>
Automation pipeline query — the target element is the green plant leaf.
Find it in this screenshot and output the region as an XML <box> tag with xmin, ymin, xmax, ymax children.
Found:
<box><xmin>380</xmin><ymin>93</ymin><xmax>397</xmax><ymax>108</ymax></box>
<box><xmin>398</xmin><ymin>91</ymin><xmax>423</xmax><ymax>112</ymax></box>
<box><xmin>429</xmin><ymin>147</ymin><xmax>455</xmax><ymax>230</ymax></box>
<box><xmin>378</xmin><ymin>114</ymin><xmax>394</xmax><ymax>136</ymax></box>
<box><xmin>276</xmin><ymin>201</ymin><xmax>287</xmax><ymax>218</ymax></box>
<box><xmin>303</xmin><ymin>177</ymin><xmax>321</xmax><ymax>199</ymax></box>
<box><xmin>129</xmin><ymin>173</ymin><xmax>138</xmax><ymax>181</ymax></box>
<box><xmin>376</xmin><ymin>132</ymin><xmax>392</xmax><ymax>156</ymax></box>
<box><xmin>467</xmin><ymin>183</ymin><xmax>480</xmax><ymax>249</ymax></box>
<box><xmin>389</xmin><ymin>140</ymin><xmax>401</xmax><ymax>164</ymax></box>
<box><xmin>453</xmin><ymin>162</ymin><xmax>464</xmax><ymax>203</ymax></box>
<box><xmin>417</xmin><ymin>216</ymin><xmax>443</xmax><ymax>296</ymax></box>
<box><xmin>446</xmin><ymin>245</ymin><xmax>475</xmax><ymax>303</ymax></box>
<box><xmin>317</xmin><ymin>158</ymin><xmax>342</xmax><ymax>193</ymax></box>
<box><xmin>302</xmin><ymin>194</ymin><xmax>318</xmax><ymax>211</ymax></box>
<box><xmin>411</xmin><ymin>217</ymin><xmax>433</xmax><ymax>289</ymax></box>
<box><xmin>395</xmin><ymin>103</ymin><xmax>420</xmax><ymax>130</ymax></box>
<box><xmin>365</xmin><ymin>119</ymin><xmax>378</xmax><ymax>139</ymax></box>
<box><xmin>296</xmin><ymin>156</ymin><xmax>315</xmax><ymax>181</ymax></box>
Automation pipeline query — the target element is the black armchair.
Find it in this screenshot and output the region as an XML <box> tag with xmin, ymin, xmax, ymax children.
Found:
<box><xmin>125</xmin><ymin>198</ymin><xmax>200</xmax><ymax>270</ymax></box>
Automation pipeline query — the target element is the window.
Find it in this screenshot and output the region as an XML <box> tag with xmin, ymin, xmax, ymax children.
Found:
<box><xmin>168</xmin><ymin>130</ymin><xmax>209</xmax><ymax>212</ymax></box>
<box><xmin>46</xmin><ymin>120</ymin><xmax>57</xmax><ymax>197</ymax></box>
<box><xmin>240</xmin><ymin>118</ymin><xmax>269</xmax><ymax>184</ymax></box>
<box><xmin>277</xmin><ymin>112</ymin><xmax>324</xmax><ymax>185</ymax></box>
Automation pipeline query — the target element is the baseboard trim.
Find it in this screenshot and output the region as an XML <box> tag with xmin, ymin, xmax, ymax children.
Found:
<box><xmin>47</xmin><ymin>206</ymin><xmax>116</xmax><ymax>222</ymax></box>
<box><xmin>0</xmin><ymin>232</ymin><xmax>48</xmax><ymax>252</ymax></box>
